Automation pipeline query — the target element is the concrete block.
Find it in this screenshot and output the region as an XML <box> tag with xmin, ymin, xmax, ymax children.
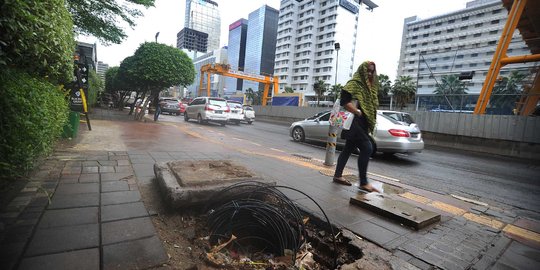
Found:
<box><xmin>38</xmin><ymin>207</ymin><xmax>98</xmax><ymax>228</ymax></box>
<box><xmin>48</xmin><ymin>193</ymin><xmax>99</xmax><ymax>209</ymax></box>
<box><xmin>101</xmin><ymin>202</ymin><xmax>148</xmax><ymax>222</ymax></box>
<box><xmin>100</xmin><ymin>191</ymin><xmax>141</xmax><ymax>205</ymax></box>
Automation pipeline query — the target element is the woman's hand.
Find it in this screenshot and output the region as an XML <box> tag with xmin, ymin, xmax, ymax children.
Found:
<box><xmin>344</xmin><ymin>102</ymin><xmax>362</xmax><ymax>117</ymax></box>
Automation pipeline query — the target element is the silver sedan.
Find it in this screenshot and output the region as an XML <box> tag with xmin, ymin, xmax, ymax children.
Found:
<box><xmin>289</xmin><ymin>110</ymin><xmax>424</xmax><ymax>155</ymax></box>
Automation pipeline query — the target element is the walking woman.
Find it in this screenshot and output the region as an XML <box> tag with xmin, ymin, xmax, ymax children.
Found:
<box><xmin>332</xmin><ymin>61</ymin><xmax>380</xmax><ymax>193</ymax></box>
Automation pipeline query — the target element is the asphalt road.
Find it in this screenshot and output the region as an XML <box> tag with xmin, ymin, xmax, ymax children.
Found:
<box><xmin>160</xmin><ymin>113</ymin><xmax>540</xmax><ymax>220</ymax></box>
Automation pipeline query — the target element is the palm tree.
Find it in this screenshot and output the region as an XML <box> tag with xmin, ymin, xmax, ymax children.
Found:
<box><xmin>284</xmin><ymin>86</ymin><xmax>294</xmax><ymax>93</ymax></box>
<box><xmin>491</xmin><ymin>71</ymin><xmax>527</xmax><ymax>112</ymax></box>
<box><xmin>392</xmin><ymin>76</ymin><xmax>416</xmax><ymax>109</ymax></box>
<box><xmin>313</xmin><ymin>80</ymin><xmax>327</xmax><ymax>106</ymax></box>
<box><xmin>245</xmin><ymin>88</ymin><xmax>254</xmax><ymax>105</ymax></box>
<box><xmin>329</xmin><ymin>84</ymin><xmax>343</xmax><ymax>102</ymax></box>
<box><xmin>378</xmin><ymin>74</ymin><xmax>392</xmax><ymax>101</ymax></box>
<box><xmin>433</xmin><ymin>74</ymin><xmax>468</xmax><ymax>110</ymax></box>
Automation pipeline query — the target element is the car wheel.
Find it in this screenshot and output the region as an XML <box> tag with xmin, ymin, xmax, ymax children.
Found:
<box><xmin>292</xmin><ymin>127</ymin><xmax>305</xmax><ymax>142</ymax></box>
<box><xmin>197</xmin><ymin>114</ymin><xmax>203</xmax><ymax>124</ymax></box>
<box><xmin>184</xmin><ymin>113</ymin><xmax>189</xmax><ymax>122</ymax></box>
<box><xmin>221</xmin><ymin>122</ymin><xmax>226</xmax><ymax>126</ymax></box>
<box><xmin>247</xmin><ymin>120</ymin><xmax>253</xmax><ymax>125</ymax></box>
<box><xmin>176</xmin><ymin>112</ymin><xmax>180</xmax><ymax>116</ymax></box>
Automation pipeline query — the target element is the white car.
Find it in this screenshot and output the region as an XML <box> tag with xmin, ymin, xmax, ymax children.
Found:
<box><xmin>289</xmin><ymin>110</ymin><xmax>424</xmax><ymax>155</ymax></box>
<box><xmin>226</xmin><ymin>101</ymin><xmax>245</xmax><ymax>125</ymax></box>
<box><xmin>184</xmin><ymin>97</ymin><xmax>229</xmax><ymax>126</ymax></box>
<box><xmin>242</xmin><ymin>105</ymin><xmax>255</xmax><ymax>124</ymax></box>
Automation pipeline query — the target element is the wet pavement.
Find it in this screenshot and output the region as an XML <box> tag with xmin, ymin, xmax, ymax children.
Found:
<box><xmin>1</xmin><ymin>108</ymin><xmax>539</xmax><ymax>270</ymax></box>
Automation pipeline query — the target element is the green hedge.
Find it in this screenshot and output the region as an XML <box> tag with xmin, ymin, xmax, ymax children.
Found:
<box><xmin>0</xmin><ymin>68</ymin><xmax>69</xmax><ymax>178</ymax></box>
<box><xmin>0</xmin><ymin>0</ymin><xmax>75</xmax><ymax>83</ymax></box>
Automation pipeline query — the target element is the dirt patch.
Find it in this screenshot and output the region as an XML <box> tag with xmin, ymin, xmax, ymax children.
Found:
<box><xmin>169</xmin><ymin>160</ymin><xmax>255</xmax><ymax>187</ymax></box>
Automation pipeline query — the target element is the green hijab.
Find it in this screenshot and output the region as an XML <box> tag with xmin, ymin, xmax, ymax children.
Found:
<box><xmin>343</xmin><ymin>61</ymin><xmax>379</xmax><ymax>133</ymax></box>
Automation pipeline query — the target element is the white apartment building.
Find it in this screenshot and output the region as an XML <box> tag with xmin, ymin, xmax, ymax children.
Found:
<box><xmin>397</xmin><ymin>0</ymin><xmax>534</xmax><ymax>96</ymax></box>
<box><xmin>274</xmin><ymin>0</ymin><xmax>377</xmax><ymax>100</ymax></box>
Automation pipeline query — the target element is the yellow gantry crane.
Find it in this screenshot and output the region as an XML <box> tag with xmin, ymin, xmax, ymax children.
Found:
<box><xmin>474</xmin><ymin>0</ymin><xmax>540</xmax><ymax>115</ymax></box>
<box><xmin>198</xmin><ymin>63</ymin><xmax>279</xmax><ymax>106</ymax></box>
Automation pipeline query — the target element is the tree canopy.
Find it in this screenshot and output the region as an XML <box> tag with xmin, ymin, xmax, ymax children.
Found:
<box><xmin>67</xmin><ymin>0</ymin><xmax>155</xmax><ymax>44</ymax></box>
<box><xmin>377</xmin><ymin>74</ymin><xmax>392</xmax><ymax>100</ymax></box>
<box><xmin>491</xmin><ymin>71</ymin><xmax>527</xmax><ymax>112</ymax></box>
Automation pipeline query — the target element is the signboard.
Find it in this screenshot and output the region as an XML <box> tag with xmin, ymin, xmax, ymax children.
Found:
<box><xmin>340</xmin><ymin>0</ymin><xmax>359</xmax><ymax>14</ymax></box>
<box><xmin>69</xmin><ymin>63</ymin><xmax>89</xmax><ymax>112</ymax></box>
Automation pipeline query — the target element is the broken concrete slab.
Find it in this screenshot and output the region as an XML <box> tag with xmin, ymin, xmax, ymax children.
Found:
<box><xmin>350</xmin><ymin>192</ymin><xmax>440</xmax><ymax>230</ymax></box>
<box><xmin>154</xmin><ymin>160</ymin><xmax>273</xmax><ymax>209</ymax></box>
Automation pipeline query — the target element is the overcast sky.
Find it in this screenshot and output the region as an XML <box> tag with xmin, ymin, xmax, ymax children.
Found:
<box><xmin>81</xmin><ymin>0</ymin><xmax>473</xmax><ymax>81</ymax></box>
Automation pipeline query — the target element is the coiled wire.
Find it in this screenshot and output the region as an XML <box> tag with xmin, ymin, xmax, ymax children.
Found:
<box><xmin>206</xmin><ymin>181</ymin><xmax>337</xmax><ymax>268</ymax></box>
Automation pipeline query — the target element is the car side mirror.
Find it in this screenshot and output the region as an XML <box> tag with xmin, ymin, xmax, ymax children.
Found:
<box><xmin>315</xmin><ymin>118</ymin><xmax>320</xmax><ymax>123</ymax></box>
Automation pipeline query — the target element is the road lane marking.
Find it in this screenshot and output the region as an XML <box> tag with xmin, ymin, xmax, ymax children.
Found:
<box><xmin>450</xmin><ymin>194</ymin><xmax>489</xmax><ymax>207</ymax></box>
<box><xmin>270</xmin><ymin>148</ymin><xmax>285</xmax><ymax>152</ymax></box>
<box><xmin>368</xmin><ymin>172</ymin><xmax>401</xmax><ymax>182</ymax></box>
<box><xmin>233</xmin><ymin>138</ymin><xmax>243</xmax><ymax>141</ymax></box>
<box><xmin>431</xmin><ymin>201</ymin><xmax>467</xmax><ymax>216</ymax></box>
<box><xmin>250</xmin><ymin>142</ymin><xmax>262</xmax><ymax>146</ymax></box>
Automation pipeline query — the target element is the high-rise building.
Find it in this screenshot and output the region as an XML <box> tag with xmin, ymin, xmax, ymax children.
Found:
<box><xmin>176</xmin><ymin>28</ymin><xmax>209</xmax><ymax>53</ymax></box>
<box><xmin>397</xmin><ymin>0</ymin><xmax>534</xmax><ymax>96</ymax></box>
<box><xmin>186</xmin><ymin>48</ymin><xmax>228</xmax><ymax>98</ymax></box>
<box><xmin>96</xmin><ymin>61</ymin><xmax>109</xmax><ymax>81</ymax></box>
<box><xmin>184</xmin><ymin>0</ymin><xmax>221</xmax><ymax>52</ymax></box>
<box><xmin>273</xmin><ymin>0</ymin><xmax>377</xmax><ymax>101</ymax></box>
<box><xmin>243</xmin><ymin>5</ymin><xmax>279</xmax><ymax>92</ymax></box>
<box><xmin>225</xmin><ymin>19</ymin><xmax>248</xmax><ymax>95</ymax></box>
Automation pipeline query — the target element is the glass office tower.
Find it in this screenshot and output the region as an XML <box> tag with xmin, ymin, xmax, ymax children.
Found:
<box><xmin>184</xmin><ymin>0</ymin><xmax>221</xmax><ymax>51</ymax></box>
<box><xmin>243</xmin><ymin>5</ymin><xmax>279</xmax><ymax>92</ymax></box>
<box><xmin>226</xmin><ymin>19</ymin><xmax>248</xmax><ymax>95</ymax></box>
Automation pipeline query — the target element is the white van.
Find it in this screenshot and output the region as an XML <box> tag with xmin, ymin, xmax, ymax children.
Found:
<box><xmin>184</xmin><ymin>97</ymin><xmax>230</xmax><ymax>126</ymax></box>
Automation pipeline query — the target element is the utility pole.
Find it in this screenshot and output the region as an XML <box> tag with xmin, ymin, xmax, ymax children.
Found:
<box><xmin>155</xmin><ymin>32</ymin><xmax>160</xmax><ymax>43</ymax></box>
<box><xmin>324</xmin><ymin>42</ymin><xmax>340</xmax><ymax>166</ymax></box>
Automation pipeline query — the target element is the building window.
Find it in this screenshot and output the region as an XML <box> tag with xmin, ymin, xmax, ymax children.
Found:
<box><xmin>492</xmin><ymin>9</ymin><xmax>501</xmax><ymax>14</ymax></box>
<box><xmin>434</xmin><ymin>40</ymin><xmax>440</xmax><ymax>44</ymax></box>
<box><xmin>443</xmin><ymin>56</ymin><xmax>450</xmax><ymax>60</ymax></box>
<box><xmin>491</xmin><ymin>20</ymin><xmax>500</xmax><ymax>24</ymax></box>
<box><xmin>447</xmin><ymin>29</ymin><xmax>454</xmax><ymax>33</ymax></box>
<box><xmin>455</xmin><ymin>64</ymin><xmax>462</xmax><ymax>68</ymax></box>
<box><xmin>457</xmin><ymin>55</ymin><xmax>464</xmax><ymax>59</ymax></box>
<box><xmin>488</xmin><ymin>41</ymin><xmax>496</xmax><ymax>45</ymax></box>
<box><xmin>446</xmin><ymin>38</ymin><xmax>453</xmax><ymax>42</ymax></box>
<box><xmin>475</xmin><ymin>23</ymin><xmax>483</xmax><ymax>28</ymax></box>
<box><xmin>436</xmin><ymin>22</ymin><xmax>442</xmax><ymax>26</ymax></box>
<box><xmin>431</xmin><ymin>58</ymin><xmax>437</xmax><ymax>62</ymax></box>
<box><xmin>448</xmin><ymin>19</ymin><xmax>455</xmax><ymax>23</ymax></box>
<box><xmin>421</xmin><ymin>42</ymin><xmax>428</xmax><ymax>46</ymax></box>
<box><xmin>435</xmin><ymin>31</ymin><xmax>441</xmax><ymax>35</ymax></box>
<box><xmin>460</xmin><ymin>26</ymin><xmax>468</xmax><ymax>30</ymax></box>
<box><xmin>411</xmin><ymin>44</ymin><xmax>417</xmax><ymax>48</ymax></box>
<box><xmin>459</xmin><ymin>35</ymin><xmax>466</xmax><ymax>40</ymax></box>
<box><xmin>476</xmin><ymin>12</ymin><xmax>484</xmax><ymax>17</ymax></box>
<box><xmin>413</xmin><ymin>27</ymin><xmax>419</xmax><ymax>31</ymax></box>
<box><xmin>423</xmin><ymin>25</ymin><xmax>430</xmax><ymax>29</ymax></box>
<box><xmin>423</xmin><ymin>33</ymin><xmax>429</xmax><ymax>37</ymax></box>
<box><xmin>412</xmin><ymin>36</ymin><xmax>418</xmax><ymax>40</ymax></box>
<box><xmin>462</xmin><ymin>16</ymin><xmax>469</xmax><ymax>21</ymax></box>
<box><xmin>469</xmin><ymin>63</ymin><xmax>477</xmax><ymax>67</ymax></box>
<box><xmin>409</xmin><ymin>60</ymin><xmax>415</xmax><ymax>64</ymax></box>
<box><xmin>490</xmin><ymin>30</ymin><xmax>498</xmax><ymax>35</ymax></box>
<box><xmin>474</xmin><ymin>33</ymin><xmax>481</xmax><ymax>37</ymax></box>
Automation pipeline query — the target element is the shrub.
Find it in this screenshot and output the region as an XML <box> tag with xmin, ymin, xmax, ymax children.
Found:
<box><xmin>0</xmin><ymin>68</ymin><xmax>69</xmax><ymax>179</ymax></box>
<box><xmin>0</xmin><ymin>0</ymin><xmax>75</xmax><ymax>83</ymax></box>
<box><xmin>88</xmin><ymin>69</ymin><xmax>104</xmax><ymax>107</ymax></box>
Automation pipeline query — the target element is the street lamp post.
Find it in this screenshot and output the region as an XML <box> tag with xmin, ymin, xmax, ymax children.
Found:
<box><xmin>155</xmin><ymin>32</ymin><xmax>160</xmax><ymax>43</ymax></box>
<box><xmin>324</xmin><ymin>42</ymin><xmax>340</xmax><ymax>166</ymax></box>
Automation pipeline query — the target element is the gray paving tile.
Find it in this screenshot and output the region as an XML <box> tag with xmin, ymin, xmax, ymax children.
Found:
<box><xmin>48</xmin><ymin>193</ymin><xmax>99</xmax><ymax>209</ymax></box>
<box><xmin>114</xmin><ymin>165</ymin><xmax>134</xmax><ymax>173</ymax></box>
<box><xmin>101</xmin><ymin>172</ymin><xmax>133</xmax><ymax>182</ymax></box>
<box><xmin>54</xmin><ymin>183</ymin><xmax>99</xmax><ymax>195</ymax></box>
<box><xmin>348</xmin><ymin>220</ymin><xmax>400</xmax><ymax>246</ymax></box>
<box><xmin>101</xmin><ymin>190</ymin><xmax>141</xmax><ymax>205</ymax></box>
<box><xmin>101</xmin><ymin>181</ymin><xmax>130</xmax><ymax>192</ymax></box>
<box><xmin>25</xmin><ymin>224</ymin><xmax>99</xmax><ymax>256</ymax></box>
<box><xmin>79</xmin><ymin>174</ymin><xmax>100</xmax><ymax>183</ymax></box>
<box><xmin>369</xmin><ymin>216</ymin><xmax>415</xmax><ymax>235</ymax></box>
<box><xmin>102</xmin><ymin>217</ymin><xmax>156</xmax><ymax>245</ymax></box>
<box><xmin>103</xmin><ymin>236</ymin><xmax>167</xmax><ymax>270</ymax></box>
<box><xmin>325</xmin><ymin>204</ymin><xmax>374</xmax><ymax>226</ymax></box>
<box><xmin>100</xmin><ymin>166</ymin><xmax>115</xmax><ymax>173</ymax></box>
<box><xmin>101</xmin><ymin>202</ymin><xmax>148</xmax><ymax>222</ymax></box>
<box><xmin>19</xmin><ymin>248</ymin><xmax>99</xmax><ymax>270</ymax></box>
<box><xmin>38</xmin><ymin>207</ymin><xmax>98</xmax><ymax>228</ymax></box>
<box><xmin>132</xmin><ymin>163</ymin><xmax>155</xmax><ymax>177</ymax></box>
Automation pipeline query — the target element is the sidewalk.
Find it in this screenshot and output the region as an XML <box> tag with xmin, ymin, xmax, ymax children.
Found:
<box><xmin>1</xmin><ymin>109</ymin><xmax>538</xmax><ymax>269</ymax></box>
